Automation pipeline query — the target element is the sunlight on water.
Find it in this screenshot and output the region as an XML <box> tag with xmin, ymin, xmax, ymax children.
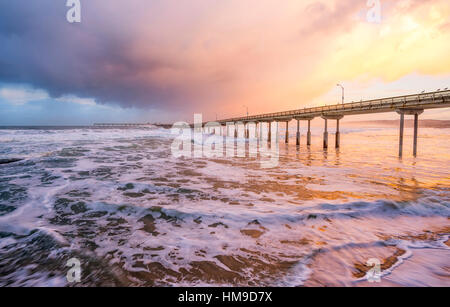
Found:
<box><xmin>0</xmin><ymin>126</ymin><xmax>449</xmax><ymax>286</ymax></box>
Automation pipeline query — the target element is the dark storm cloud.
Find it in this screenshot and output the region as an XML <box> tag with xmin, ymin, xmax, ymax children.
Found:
<box><xmin>0</xmin><ymin>0</ymin><xmax>193</xmax><ymax>109</ymax></box>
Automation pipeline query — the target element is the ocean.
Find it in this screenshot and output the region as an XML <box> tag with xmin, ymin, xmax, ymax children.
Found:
<box><xmin>0</xmin><ymin>125</ymin><xmax>449</xmax><ymax>286</ymax></box>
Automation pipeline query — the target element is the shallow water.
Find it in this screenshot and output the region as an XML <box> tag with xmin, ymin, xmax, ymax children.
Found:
<box><xmin>0</xmin><ymin>125</ymin><xmax>449</xmax><ymax>286</ymax></box>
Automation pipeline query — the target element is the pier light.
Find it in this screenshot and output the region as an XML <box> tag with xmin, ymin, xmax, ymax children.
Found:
<box><xmin>337</xmin><ymin>84</ymin><xmax>344</xmax><ymax>104</ymax></box>
<box><xmin>243</xmin><ymin>105</ymin><xmax>249</xmax><ymax>119</ymax></box>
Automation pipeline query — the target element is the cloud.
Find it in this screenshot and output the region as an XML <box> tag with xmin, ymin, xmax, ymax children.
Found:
<box><xmin>0</xmin><ymin>84</ymin><xmax>101</xmax><ymax>108</ymax></box>
<box><xmin>55</xmin><ymin>95</ymin><xmax>98</xmax><ymax>107</ymax></box>
<box><xmin>0</xmin><ymin>86</ymin><xmax>49</xmax><ymax>105</ymax></box>
<box><xmin>0</xmin><ymin>0</ymin><xmax>449</xmax><ymax>120</ymax></box>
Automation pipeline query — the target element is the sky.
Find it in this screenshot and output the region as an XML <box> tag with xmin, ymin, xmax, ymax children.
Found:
<box><xmin>0</xmin><ymin>0</ymin><xmax>450</xmax><ymax>125</ymax></box>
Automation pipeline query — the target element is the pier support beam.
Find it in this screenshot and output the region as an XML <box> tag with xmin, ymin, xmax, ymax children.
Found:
<box><xmin>323</xmin><ymin>119</ymin><xmax>328</xmax><ymax>149</ymax></box>
<box><xmin>396</xmin><ymin>108</ymin><xmax>424</xmax><ymax>157</ymax></box>
<box><xmin>414</xmin><ymin>114</ymin><xmax>419</xmax><ymax>157</ymax></box>
<box><xmin>260</xmin><ymin>122</ymin><xmax>264</xmax><ymax>140</ymax></box>
<box><xmin>307</xmin><ymin>120</ymin><xmax>311</xmax><ymax>146</ymax></box>
<box><xmin>285</xmin><ymin>121</ymin><xmax>289</xmax><ymax>144</ymax></box>
<box><xmin>336</xmin><ymin>119</ymin><xmax>340</xmax><ymax>148</ymax></box>
<box><xmin>294</xmin><ymin>117</ymin><xmax>314</xmax><ymax>147</ymax></box>
<box><xmin>321</xmin><ymin>115</ymin><xmax>344</xmax><ymax>149</ymax></box>
<box><xmin>268</xmin><ymin>122</ymin><xmax>272</xmax><ymax>143</ymax></box>
<box><xmin>399</xmin><ymin>113</ymin><xmax>405</xmax><ymax>157</ymax></box>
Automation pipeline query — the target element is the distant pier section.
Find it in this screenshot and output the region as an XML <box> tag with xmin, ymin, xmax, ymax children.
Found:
<box><xmin>93</xmin><ymin>123</ymin><xmax>156</xmax><ymax>128</ymax></box>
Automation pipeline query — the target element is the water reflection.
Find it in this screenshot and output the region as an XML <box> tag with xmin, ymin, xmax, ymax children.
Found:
<box><xmin>0</xmin><ymin>126</ymin><xmax>449</xmax><ymax>286</ymax></box>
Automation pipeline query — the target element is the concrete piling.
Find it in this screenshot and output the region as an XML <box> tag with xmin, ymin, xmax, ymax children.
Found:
<box><xmin>335</xmin><ymin>119</ymin><xmax>340</xmax><ymax>148</ymax></box>
<box><xmin>268</xmin><ymin>122</ymin><xmax>272</xmax><ymax>143</ymax></box>
<box><xmin>396</xmin><ymin>108</ymin><xmax>423</xmax><ymax>157</ymax></box>
<box><xmin>307</xmin><ymin>120</ymin><xmax>311</xmax><ymax>146</ymax></box>
<box><xmin>285</xmin><ymin>121</ymin><xmax>289</xmax><ymax>144</ymax></box>
<box><xmin>399</xmin><ymin>113</ymin><xmax>404</xmax><ymax>157</ymax></box>
<box><xmin>413</xmin><ymin>113</ymin><xmax>419</xmax><ymax>157</ymax></box>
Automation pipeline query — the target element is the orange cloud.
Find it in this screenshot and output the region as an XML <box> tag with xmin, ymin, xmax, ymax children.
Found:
<box><xmin>132</xmin><ymin>0</ymin><xmax>450</xmax><ymax>118</ymax></box>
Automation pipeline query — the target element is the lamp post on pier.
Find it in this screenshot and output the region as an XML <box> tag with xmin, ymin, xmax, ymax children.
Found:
<box><xmin>337</xmin><ymin>84</ymin><xmax>344</xmax><ymax>104</ymax></box>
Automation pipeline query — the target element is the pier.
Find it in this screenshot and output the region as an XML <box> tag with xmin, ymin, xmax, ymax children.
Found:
<box><xmin>93</xmin><ymin>123</ymin><xmax>152</xmax><ymax>128</ymax></box>
<box><xmin>204</xmin><ymin>90</ymin><xmax>450</xmax><ymax>156</ymax></box>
